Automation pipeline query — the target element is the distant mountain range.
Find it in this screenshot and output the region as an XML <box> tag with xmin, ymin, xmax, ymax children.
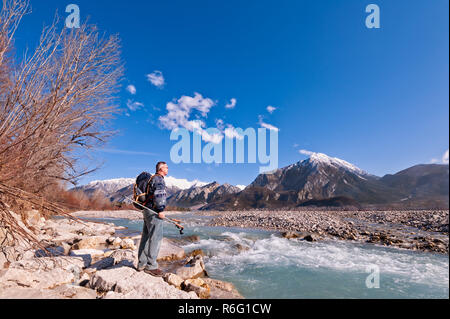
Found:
<box><xmin>72</xmin><ymin>153</ymin><xmax>449</xmax><ymax>210</ymax></box>
<box><xmin>71</xmin><ymin>175</ymin><xmax>243</xmax><ymax>207</ymax></box>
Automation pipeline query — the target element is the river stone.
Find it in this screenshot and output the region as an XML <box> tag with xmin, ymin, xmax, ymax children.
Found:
<box><xmin>0</xmin><ymin>267</ymin><xmax>75</xmax><ymax>289</ymax></box>
<box><xmin>282</xmin><ymin>231</ymin><xmax>301</xmax><ymax>239</ymax></box>
<box><xmin>112</xmin><ymin>237</ymin><xmax>122</xmax><ymax>248</ymax></box>
<box><xmin>203</xmin><ymin>278</ymin><xmax>244</xmax><ymax>299</ymax></box>
<box><xmin>72</xmin><ymin>236</ymin><xmax>109</xmax><ymax>250</ymax></box>
<box><xmin>183</xmin><ymin>278</ymin><xmax>210</xmax><ymax>299</ymax></box>
<box><xmin>164</xmin><ymin>273</ymin><xmax>184</xmax><ymax>289</ymax></box>
<box><xmin>302</xmin><ymin>234</ymin><xmax>318</xmax><ymax>242</ymax></box>
<box><xmin>175</xmin><ymin>255</ymin><xmax>206</xmax><ymax>280</ymax></box>
<box><xmin>90</xmin><ymin>267</ymin><xmax>198</xmax><ymax>299</ymax></box>
<box><xmin>120</xmin><ymin>238</ymin><xmax>136</xmax><ymax>250</ymax></box>
<box><xmin>70</xmin><ymin>249</ymin><xmax>106</xmax><ymax>267</ymax></box>
<box><xmin>109</xmin><ymin>249</ymin><xmax>137</xmax><ymax>268</ymax></box>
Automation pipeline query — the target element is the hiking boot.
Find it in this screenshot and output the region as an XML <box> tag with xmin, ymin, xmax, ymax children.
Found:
<box><xmin>143</xmin><ymin>268</ymin><xmax>164</xmax><ymax>277</ymax></box>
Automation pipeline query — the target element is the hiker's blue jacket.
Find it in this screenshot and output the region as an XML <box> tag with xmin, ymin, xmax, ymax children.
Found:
<box><xmin>147</xmin><ymin>174</ymin><xmax>167</xmax><ymax>212</ymax></box>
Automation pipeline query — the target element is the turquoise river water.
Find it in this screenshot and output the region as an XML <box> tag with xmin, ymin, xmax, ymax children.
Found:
<box><xmin>89</xmin><ymin>213</ymin><xmax>449</xmax><ymax>299</ymax></box>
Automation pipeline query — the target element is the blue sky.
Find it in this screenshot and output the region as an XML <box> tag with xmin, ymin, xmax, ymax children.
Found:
<box><xmin>12</xmin><ymin>0</ymin><xmax>449</xmax><ymax>186</ymax></box>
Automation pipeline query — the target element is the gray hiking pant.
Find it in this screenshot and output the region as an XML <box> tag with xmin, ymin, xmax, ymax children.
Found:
<box><xmin>137</xmin><ymin>208</ymin><xmax>164</xmax><ymax>270</ymax></box>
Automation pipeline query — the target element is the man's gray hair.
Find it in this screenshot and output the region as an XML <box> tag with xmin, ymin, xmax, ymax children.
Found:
<box><xmin>156</xmin><ymin>161</ymin><xmax>167</xmax><ymax>173</ymax></box>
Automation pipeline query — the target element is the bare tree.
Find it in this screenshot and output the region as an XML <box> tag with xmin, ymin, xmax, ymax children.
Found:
<box><xmin>0</xmin><ymin>0</ymin><xmax>124</xmax><ymax>250</ymax></box>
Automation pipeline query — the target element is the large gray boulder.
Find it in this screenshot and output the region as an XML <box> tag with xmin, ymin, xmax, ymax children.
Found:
<box><xmin>0</xmin><ymin>267</ymin><xmax>75</xmax><ymax>290</ymax></box>
<box><xmin>89</xmin><ymin>266</ymin><xmax>198</xmax><ymax>299</ymax></box>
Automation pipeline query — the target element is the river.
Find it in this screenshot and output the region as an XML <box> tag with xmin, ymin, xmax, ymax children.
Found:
<box><xmin>88</xmin><ymin>213</ymin><xmax>449</xmax><ymax>299</ymax></box>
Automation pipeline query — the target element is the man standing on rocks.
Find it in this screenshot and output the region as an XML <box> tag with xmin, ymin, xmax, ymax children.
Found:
<box><xmin>137</xmin><ymin>162</ymin><xmax>168</xmax><ymax>277</ymax></box>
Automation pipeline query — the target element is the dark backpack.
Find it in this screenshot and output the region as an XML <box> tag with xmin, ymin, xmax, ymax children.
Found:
<box><xmin>132</xmin><ymin>172</ymin><xmax>156</xmax><ymax>210</ymax></box>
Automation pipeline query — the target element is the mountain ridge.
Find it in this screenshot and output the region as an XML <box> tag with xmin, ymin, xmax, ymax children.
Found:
<box><xmin>71</xmin><ymin>153</ymin><xmax>449</xmax><ymax>210</ymax></box>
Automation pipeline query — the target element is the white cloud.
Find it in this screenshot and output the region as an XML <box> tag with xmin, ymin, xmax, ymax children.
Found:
<box><xmin>126</xmin><ymin>85</ymin><xmax>136</xmax><ymax>95</ymax></box>
<box><xmin>299</xmin><ymin>149</ymin><xmax>315</xmax><ymax>156</ymax></box>
<box><xmin>442</xmin><ymin>149</ymin><xmax>449</xmax><ymax>164</ymax></box>
<box><xmin>224</xmin><ymin>125</ymin><xmax>244</xmax><ymax>140</ymax></box>
<box><xmin>147</xmin><ymin>71</ymin><xmax>165</xmax><ymax>88</ymax></box>
<box><xmin>225</xmin><ymin>98</ymin><xmax>237</xmax><ymax>109</ymax></box>
<box><xmin>159</xmin><ymin>93</ymin><xmax>216</xmax><ymax>130</ymax></box>
<box><xmin>200</xmin><ymin>130</ymin><xmax>224</xmax><ymax>144</ymax></box>
<box><xmin>266</xmin><ymin>105</ymin><xmax>277</xmax><ymax>114</ymax></box>
<box><xmin>430</xmin><ymin>149</ymin><xmax>449</xmax><ymax>164</ymax></box>
<box><xmin>258</xmin><ymin>115</ymin><xmax>279</xmax><ymax>132</ymax></box>
<box><xmin>159</xmin><ymin>93</ymin><xmax>227</xmax><ymax>144</ymax></box>
<box><xmin>126</xmin><ymin>99</ymin><xmax>144</xmax><ymax>111</ymax></box>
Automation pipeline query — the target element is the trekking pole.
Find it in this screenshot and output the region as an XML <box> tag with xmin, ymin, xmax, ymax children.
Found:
<box><xmin>122</xmin><ymin>196</ymin><xmax>185</xmax><ymax>235</ymax></box>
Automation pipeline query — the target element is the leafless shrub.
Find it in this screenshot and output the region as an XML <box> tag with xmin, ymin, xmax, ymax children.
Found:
<box><xmin>0</xmin><ymin>0</ymin><xmax>123</xmax><ymax>192</ymax></box>
<box><xmin>0</xmin><ymin>0</ymin><xmax>124</xmax><ymax>250</ymax></box>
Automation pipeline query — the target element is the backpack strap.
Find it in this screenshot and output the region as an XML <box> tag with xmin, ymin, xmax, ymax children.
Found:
<box><xmin>133</xmin><ymin>183</ymin><xmax>147</xmax><ymax>202</ymax></box>
<box><xmin>143</xmin><ymin>174</ymin><xmax>162</xmax><ymax>206</ymax></box>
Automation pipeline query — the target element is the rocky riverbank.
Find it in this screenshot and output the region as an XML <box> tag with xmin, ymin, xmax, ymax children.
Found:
<box><xmin>204</xmin><ymin>210</ymin><xmax>449</xmax><ymax>254</ymax></box>
<box><xmin>0</xmin><ymin>210</ymin><xmax>243</xmax><ymax>299</ymax></box>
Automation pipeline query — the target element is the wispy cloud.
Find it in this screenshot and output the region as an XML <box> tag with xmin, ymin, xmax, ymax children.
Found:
<box><xmin>258</xmin><ymin>115</ymin><xmax>279</xmax><ymax>132</ymax></box>
<box><xmin>147</xmin><ymin>71</ymin><xmax>165</xmax><ymax>88</ymax></box>
<box><xmin>96</xmin><ymin>148</ymin><xmax>159</xmax><ymax>156</ymax></box>
<box><xmin>127</xmin><ymin>99</ymin><xmax>144</xmax><ymax>111</ymax></box>
<box><xmin>299</xmin><ymin>149</ymin><xmax>315</xmax><ymax>156</ymax></box>
<box><xmin>225</xmin><ymin>98</ymin><xmax>237</xmax><ymax>109</ymax></box>
<box><xmin>266</xmin><ymin>105</ymin><xmax>277</xmax><ymax>114</ymax></box>
<box><xmin>126</xmin><ymin>85</ymin><xmax>136</xmax><ymax>95</ymax></box>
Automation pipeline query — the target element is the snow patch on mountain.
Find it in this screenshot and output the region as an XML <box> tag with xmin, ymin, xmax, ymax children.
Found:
<box><xmin>164</xmin><ymin>176</ymin><xmax>209</xmax><ymax>190</ymax></box>
<box><xmin>307</xmin><ymin>153</ymin><xmax>369</xmax><ymax>177</ymax></box>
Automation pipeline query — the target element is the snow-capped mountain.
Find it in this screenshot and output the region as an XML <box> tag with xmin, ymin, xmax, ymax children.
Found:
<box><xmin>81</xmin><ymin>178</ymin><xmax>135</xmax><ymax>194</ymax></box>
<box><xmin>203</xmin><ymin>153</ymin><xmax>449</xmax><ymax>210</ymax></box>
<box><xmin>167</xmin><ymin>182</ymin><xmax>243</xmax><ymax>208</ymax></box>
<box><xmin>248</xmin><ymin>152</ymin><xmax>378</xmax><ymax>198</ymax></box>
<box><xmin>307</xmin><ymin>153</ymin><xmax>369</xmax><ymax>177</ymax></box>
<box><xmin>71</xmin><ymin>175</ymin><xmax>246</xmax><ymax>206</ymax></box>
